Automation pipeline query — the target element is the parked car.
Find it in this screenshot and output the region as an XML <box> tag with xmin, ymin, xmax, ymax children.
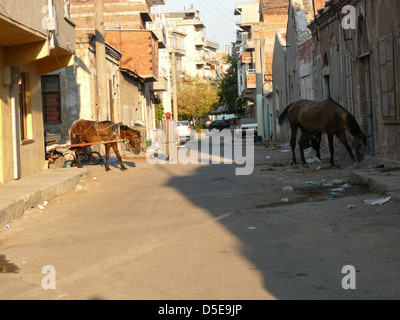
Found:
<box><xmin>209</xmin><ymin>120</ymin><xmax>222</xmax><ymax>131</ymax></box>
<box><xmin>177</xmin><ymin>121</ymin><xmax>194</xmax><ymax>141</ymax></box>
<box><xmin>239</xmin><ymin>122</ymin><xmax>258</xmax><ymax>137</ymax></box>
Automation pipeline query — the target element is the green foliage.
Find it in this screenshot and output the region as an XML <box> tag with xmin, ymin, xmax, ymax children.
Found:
<box><xmin>154</xmin><ymin>97</ymin><xmax>165</xmax><ymax>122</ymax></box>
<box><xmin>177</xmin><ymin>76</ymin><xmax>220</xmax><ymax>124</ymax></box>
<box><xmin>218</xmin><ymin>55</ymin><xmax>245</xmax><ymax>116</ymax></box>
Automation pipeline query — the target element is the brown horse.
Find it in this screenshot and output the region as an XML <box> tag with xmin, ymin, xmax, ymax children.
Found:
<box><xmin>278</xmin><ymin>99</ymin><xmax>367</xmax><ymax>166</ymax></box>
<box><xmin>70</xmin><ymin>120</ymin><xmax>141</xmax><ymax>171</ymax></box>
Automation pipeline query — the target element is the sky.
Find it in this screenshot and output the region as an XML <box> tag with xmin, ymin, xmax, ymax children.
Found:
<box><xmin>151</xmin><ymin>0</ymin><xmax>243</xmax><ymax>51</ymax></box>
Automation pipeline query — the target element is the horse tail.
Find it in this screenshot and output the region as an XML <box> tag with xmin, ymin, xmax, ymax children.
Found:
<box><xmin>278</xmin><ymin>103</ymin><xmax>293</xmax><ymax>126</ymax></box>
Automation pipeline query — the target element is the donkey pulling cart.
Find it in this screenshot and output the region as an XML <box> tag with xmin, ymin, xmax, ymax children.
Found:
<box><xmin>46</xmin><ymin>120</ymin><xmax>142</xmax><ymax>171</ymax></box>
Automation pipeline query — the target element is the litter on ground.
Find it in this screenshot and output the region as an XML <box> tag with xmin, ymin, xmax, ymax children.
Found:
<box><xmin>363</xmin><ymin>196</ymin><xmax>391</xmax><ymax>206</ymax></box>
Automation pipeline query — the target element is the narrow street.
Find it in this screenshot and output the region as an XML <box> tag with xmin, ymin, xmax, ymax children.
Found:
<box><xmin>1</xmin><ymin>141</ymin><xmax>399</xmax><ymax>300</ymax></box>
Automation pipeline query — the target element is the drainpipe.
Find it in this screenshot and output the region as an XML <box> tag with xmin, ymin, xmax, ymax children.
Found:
<box><xmin>48</xmin><ymin>0</ymin><xmax>56</xmax><ymax>50</ymax></box>
<box><xmin>11</xmin><ymin>84</ymin><xmax>21</xmax><ymax>180</ymax></box>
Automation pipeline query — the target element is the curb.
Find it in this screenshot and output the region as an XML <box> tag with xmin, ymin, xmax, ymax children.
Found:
<box><xmin>0</xmin><ymin>168</ymin><xmax>88</xmax><ymax>228</ymax></box>
<box><xmin>350</xmin><ymin>170</ymin><xmax>400</xmax><ymax>202</ymax></box>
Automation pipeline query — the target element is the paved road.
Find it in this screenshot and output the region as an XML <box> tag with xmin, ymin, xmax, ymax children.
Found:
<box><xmin>1</xmin><ymin>141</ymin><xmax>399</xmax><ymax>300</ymax></box>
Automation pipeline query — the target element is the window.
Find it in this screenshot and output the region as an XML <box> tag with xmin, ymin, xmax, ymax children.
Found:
<box><xmin>300</xmin><ymin>76</ymin><xmax>313</xmax><ymax>100</ymax></box>
<box><xmin>358</xmin><ymin>17</ymin><xmax>369</xmax><ymax>56</ymax></box>
<box><xmin>41</xmin><ymin>75</ymin><xmax>61</xmax><ymax>124</ymax></box>
<box><xmin>378</xmin><ymin>33</ymin><xmax>396</xmax><ymax>120</ymax></box>
<box><xmin>19</xmin><ymin>73</ymin><xmax>30</xmax><ymax>141</ymax></box>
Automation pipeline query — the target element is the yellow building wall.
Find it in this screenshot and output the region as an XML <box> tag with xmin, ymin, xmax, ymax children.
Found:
<box><xmin>0</xmin><ymin>50</ymin><xmax>48</xmax><ymax>184</ymax></box>
<box><xmin>19</xmin><ymin>63</ymin><xmax>47</xmax><ymax>177</ymax></box>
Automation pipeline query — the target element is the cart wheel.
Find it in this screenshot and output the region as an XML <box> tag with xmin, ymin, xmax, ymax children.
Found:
<box><xmin>88</xmin><ymin>151</ymin><xmax>102</xmax><ymax>165</ymax></box>
<box><xmin>63</xmin><ymin>152</ymin><xmax>76</xmax><ymax>166</ymax></box>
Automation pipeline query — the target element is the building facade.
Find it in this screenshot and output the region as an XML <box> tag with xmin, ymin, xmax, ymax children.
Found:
<box><xmin>0</xmin><ymin>0</ymin><xmax>75</xmax><ymax>184</ymax></box>
<box><xmin>310</xmin><ymin>0</ymin><xmax>400</xmax><ymax>165</ymax></box>
<box><xmin>273</xmin><ymin>0</ymin><xmax>400</xmax><ymax>165</ymax></box>
<box><xmin>70</xmin><ymin>0</ymin><xmax>165</xmax><ymax>135</ymax></box>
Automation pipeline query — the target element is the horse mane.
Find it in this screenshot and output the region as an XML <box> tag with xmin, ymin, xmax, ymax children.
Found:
<box><xmin>119</xmin><ymin>124</ymin><xmax>141</xmax><ymax>138</ymax></box>
<box><xmin>119</xmin><ymin>124</ymin><xmax>132</xmax><ymax>131</ymax></box>
<box><xmin>328</xmin><ymin>98</ymin><xmax>363</xmax><ymax>135</ymax></box>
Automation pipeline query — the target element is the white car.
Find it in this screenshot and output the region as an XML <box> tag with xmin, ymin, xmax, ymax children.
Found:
<box><xmin>239</xmin><ymin>123</ymin><xmax>258</xmax><ymax>137</ymax></box>
<box><xmin>177</xmin><ymin>121</ymin><xmax>194</xmax><ymax>141</ymax></box>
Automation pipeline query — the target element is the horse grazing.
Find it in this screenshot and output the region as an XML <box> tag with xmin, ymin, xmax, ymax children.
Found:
<box><xmin>70</xmin><ymin>120</ymin><xmax>141</xmax><ymax>171</ymax></box>
<box><xmin>278</xmin><ymin>99</ymin><xmax>367</xmax><ymax>167</ymax></box>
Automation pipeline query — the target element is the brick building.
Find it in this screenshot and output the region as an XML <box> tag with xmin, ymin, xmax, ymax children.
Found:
<box><xmin>273</xmin><ymin>0</ymin><xmax>400</xmax><ymax>165</ymax></box>
<box><xmin>309</xmin><ymin>0</ymin><xmax>400</xmax><ymax>165</ymax></box>
<box><xmin>70</xmin><ymin>0</ymin><xmax>165</xmax><ymax>133</ymax></box>
<box><xmin>272</xmin><ymin>0</ymin><xmax>326</xmax><ymax>142</ymax></box>
<box><xmin>235</xmin><ymin>0</ymin><xmax>289</xmax><ymax>139</ymax></box>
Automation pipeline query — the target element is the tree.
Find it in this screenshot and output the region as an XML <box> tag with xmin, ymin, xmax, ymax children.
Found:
<box><xmin>218</xmin><ymin>54</ymin><xmax>245</xmax><ymax>116</ymax></box>
<box><xmin>177</xmin><ymin>76</ymin><xmax>219</xmax><ymax>124</ymax></box>
<box><xmin>154</xmin><ymin>96</ymin><xmax>165</xmax><ymax>124</ymax></box>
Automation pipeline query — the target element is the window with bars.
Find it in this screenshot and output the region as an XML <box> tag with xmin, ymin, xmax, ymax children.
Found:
<box><xmin>344</xmin><ymin>54</ymin><xmax>354</xmax><ymax>115</ymax></box>
<box><xmin>378</xmin><ymin>33</ymin><xmax>397</xmax><ymax>121</ymax></box>
<box><xmin>41</xmin><ymin>75</ymin><xmax>61</xmax><ymax>124</ymax></box>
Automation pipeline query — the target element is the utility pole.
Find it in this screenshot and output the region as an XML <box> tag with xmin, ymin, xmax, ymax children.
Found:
<box><xmin>94</xmin><ymin>0</ymin><xmax>108</xmax><ymax>121</ymax></box>
<box><xmin>172</xmin><ymin>49</ymin><xmax>178</xmax><ymax>121</ymax></box>
<box><xmin>254</xmin><ymin>23</ymin><xmax>265</xmax><ymax>142</ymax></box>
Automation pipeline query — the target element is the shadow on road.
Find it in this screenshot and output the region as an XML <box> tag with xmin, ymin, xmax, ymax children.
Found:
<box><xmin>163</xmin><ymin>142</ymin><xmax>400</xmax><ymax>300</ymax></box>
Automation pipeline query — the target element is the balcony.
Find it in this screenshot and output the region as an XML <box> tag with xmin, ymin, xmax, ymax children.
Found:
<box><xmin>241</xmin><ymin>52</ymin><xmax>252</xmax><ymax>64</ymax></box>
<box><xmin>246</xmin><ymin>69</ymin><xmax>256</xmax><ymax>89</ymax></box>
<box><xmin>194</xmin><ymin>35</ymin><xmax>204</xmax><ymax>47</ymax></box>
<box><xmin>152</xmin><ymin>76</ymin><xmax>168</xmax><ymax>92</ymax></box>
<box><xmin>245</xmin><ymin>38</ymin><xmax>255</xmax><ymax>50</ymax></box>
<box><xmin>146</xmin><ymin>0</ymin><xmax>166</xmax><ymax>6</ymax></box>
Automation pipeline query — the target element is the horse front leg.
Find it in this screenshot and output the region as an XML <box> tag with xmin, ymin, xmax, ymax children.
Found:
<box><xmin>105</xmin><ymin>144</ymin><xmax>111</xmax><ymax>171</ymax></box>
<box><xmin>314</xmin><ymin>132</ymin><xmax>322</xmax><ymax>160</ymax></box>
<box><xmin>336</xmin><ymin>131</ymin><xmax>357</xmax><ymax>167</ymax></box>
<box><xmin>111</xmin><ymin>143</ymin><xmax>127</xmax><ymax>171</ymax></box>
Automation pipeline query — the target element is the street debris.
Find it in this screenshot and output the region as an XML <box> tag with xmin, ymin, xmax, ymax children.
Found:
<box><xmin>363</xmin><ymin>196</ymin><xmax>391</xmax><ymax>206</ymax></box>
<box><xmin>282</xmin><ymin>186</ymin><xmax>294</xmax><ymax>192</ymax></box>
<box><xmin>282</xmin><ymin>198</ymin><xmax>289</xmax><ymax>203</ymax></box>
<box><xmin>347</xmin><ymin>205</ymin><xmax>356</xmax><ymax>210</ymax></box>
<box><xmin>307</xmin><ymin>181</ymin><xmax>333</xmax><ymax>187</ymax></box>
<box><xmin>306</xmin><ymin>156</ymin><xmax>322</xmax><ymax>164</ymax></box>
<box><xmin>6</xmin><ymin>224</ymin><xmax>11</xmax><ymax>229</ymax></box>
